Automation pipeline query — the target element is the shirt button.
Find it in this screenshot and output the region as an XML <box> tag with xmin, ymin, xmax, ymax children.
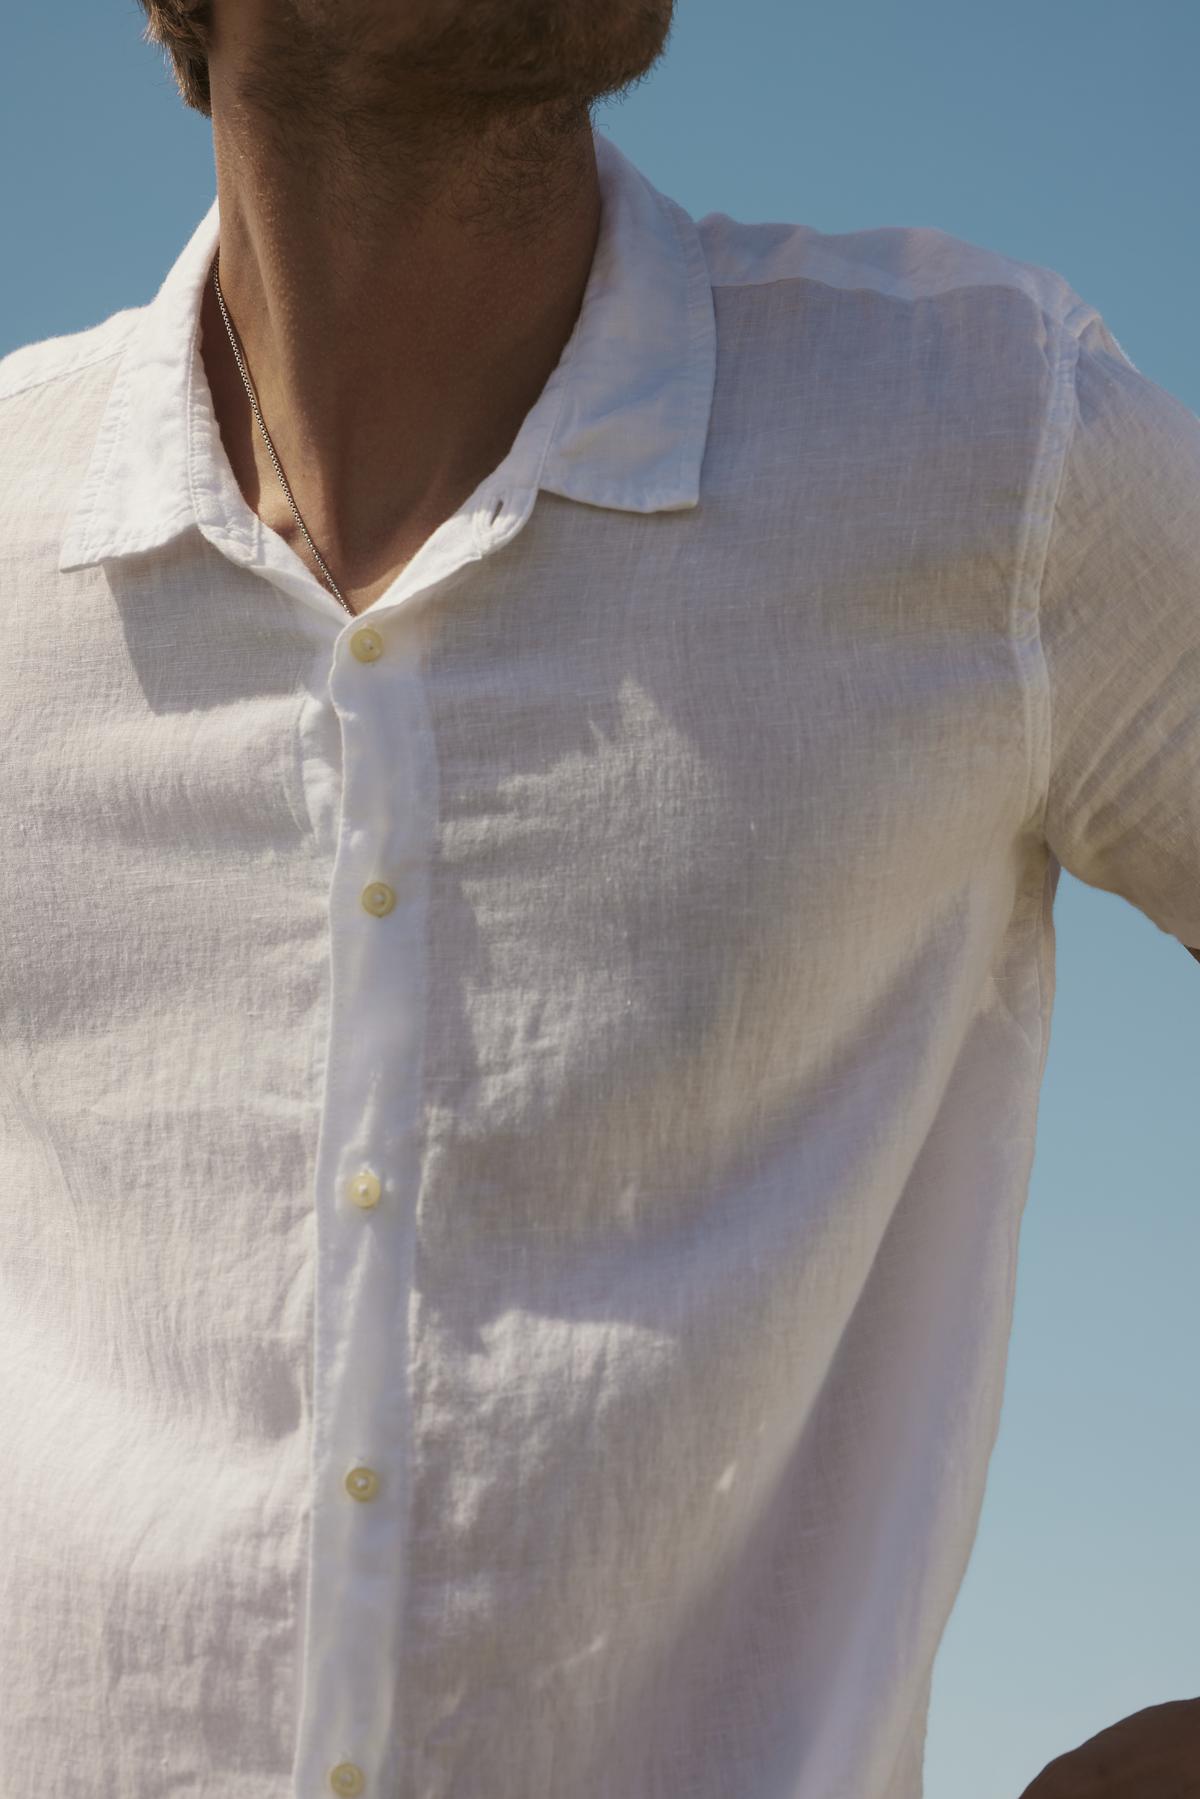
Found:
<box><xmin>329</xmin><ymin>1764</ymin><xmax>365</xmax><ymax>1796</ymax></box>
<box><xmin>348</xmin><ymin>1169</ymin><xmax>381</xmax><ymax>1210</ymax></box>
<box><xmin>361</xmin><ymin>882</ymin><xmax>395</xmax><ymax>916</ymax></box>
<box><xmin>345</xmin><ymin>1466</ymin><xmax>380</xmax><ymax>1502</ymax></box>
<box><xmin>349</xmin><ymin>626</ymin><xmax>384</xmax><ymax>662</ymax></box>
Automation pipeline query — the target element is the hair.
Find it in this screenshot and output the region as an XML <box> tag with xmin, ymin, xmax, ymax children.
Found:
<box><xmin>135</xmin><ymin>0</ymin><xmax>214</xmax><ymax>118</ymax></box>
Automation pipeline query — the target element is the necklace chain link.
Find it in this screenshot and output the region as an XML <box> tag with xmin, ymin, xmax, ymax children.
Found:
<box><xmin>211</xmin><ymin>249</ymin><xmax>354</xmax><ymax>617</ymax></box>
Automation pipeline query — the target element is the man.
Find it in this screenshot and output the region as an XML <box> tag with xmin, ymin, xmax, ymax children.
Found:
<box><xmin>0</xmin><ymin>4</ymin><xmax>1197</xmax><ymax>1796</ymax></box>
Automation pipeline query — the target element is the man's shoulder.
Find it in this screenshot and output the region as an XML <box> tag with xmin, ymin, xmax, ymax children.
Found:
<box><xmin>697</xmin><ymin>209</ymin><xmax>1095</xmax><ymax>334</ymax></box>
<box><xmin>0</xmin><ymin>305</ymin><xmax>142</xmax><ymax>410</ymax></box>
<box><xmin>0</xmin><ymin>308</ymin><xmax>142</xmax><ymax>553</ymax></box>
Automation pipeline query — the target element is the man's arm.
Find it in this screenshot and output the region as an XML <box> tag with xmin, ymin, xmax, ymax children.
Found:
<box><xmin>1189</xmin><ymin>945</ymin><xmax>1200</xmax><ymax>967</ymax></box>
<box><xmin>1017</xmin><ymin>1696</ymin><xmax>1200</xmax><ymax>1796</ymax></box>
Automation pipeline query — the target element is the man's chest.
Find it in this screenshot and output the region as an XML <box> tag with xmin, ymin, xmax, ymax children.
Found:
<box><xmin>0</xmin><ymin>531</ymin><xmax>1032</xmax><ymax>1051</ymax></box>
<box><xmin>411</xmin><ymin>562</ymin><xmax>1031</xmax><ymax>1128</ymax></box>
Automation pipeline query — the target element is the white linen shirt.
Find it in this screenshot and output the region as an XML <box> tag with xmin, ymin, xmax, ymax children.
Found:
<box><xmin>2</xmin><ymin>127</ymin><xmax>1199</xmax><ymax>1799</ymax></box>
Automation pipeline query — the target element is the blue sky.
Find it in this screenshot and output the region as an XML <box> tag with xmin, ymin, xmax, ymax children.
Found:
<box><xmin>4</xmin><ymin>4</ymin><xmax>1198</xmax><ymax>1794</ymax></box>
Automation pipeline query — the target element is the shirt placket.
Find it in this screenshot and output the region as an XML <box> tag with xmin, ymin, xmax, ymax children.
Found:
<box><xmin>290</xmin><ymin>606</ymin><xmax>439</xmax><ymax>1799</ymax></box>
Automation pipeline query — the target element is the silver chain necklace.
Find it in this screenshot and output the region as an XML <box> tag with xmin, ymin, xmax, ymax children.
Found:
<box><xmin>210</xmin><ymin>248</ymin><xmax>354</xmax><ymax>616</ymax></box>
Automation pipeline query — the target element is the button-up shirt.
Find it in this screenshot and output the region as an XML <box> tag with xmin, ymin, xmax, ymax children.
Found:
<box><xmin>2</xmin><ymin>127</ymin><xmax>1199</xmax><ymax>1799</ymax></box>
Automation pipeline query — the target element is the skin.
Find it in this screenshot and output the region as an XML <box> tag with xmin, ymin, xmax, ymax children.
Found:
<box><xmin>1016</xmin><ymin>1698</ymin><xmax>1200</xmax><ymax>1798</ymax></box>
<box><xmin>199</xmin><ymin>0</ymin><xmax>676</xmax><ymax>613</ymax></box>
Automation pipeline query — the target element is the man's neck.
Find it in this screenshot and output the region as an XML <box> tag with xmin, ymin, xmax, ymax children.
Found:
<box><xmin>201</xmin><ymin>65</ymin><xmax>602</xmax><ymax>598</ymax></box>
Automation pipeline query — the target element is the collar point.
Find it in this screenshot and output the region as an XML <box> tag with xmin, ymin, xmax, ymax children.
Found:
<box><xmin>58</xmin><ymin>530</ymin><xmax>100</xmax><ymax>575</ymax></box>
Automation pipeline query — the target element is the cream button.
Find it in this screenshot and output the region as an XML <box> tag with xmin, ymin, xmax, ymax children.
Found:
<box><xmin>349</xmin><ymin>626</ymin><xmax>384</xmax><ymax>663</ymax></box>
<box><xmin>329</xmin><ymin>1764</ymin><xmax>365</xmax><ymax>1797</ymax></box>
<box><xmin>361</xmin><ymin>882</ymin><xmax>395</xmax><ymax>916</ymax></box>
<box><xmin>345</xmin><ymin>1465</ymin><xmax>380</xmax><ymax>1502</ymax></box>
<box><xmin>348</xmin><ymin>1169</ymin><xmax>381</xmax><ymax>1210</ymax></box>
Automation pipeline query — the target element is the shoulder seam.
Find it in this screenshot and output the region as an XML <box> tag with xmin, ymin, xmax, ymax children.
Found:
<box><xmin>1062</xmin><ymin>297</ymin><xmax>1101</xmax><ymax>340</ymax></box>
<box><xmin>1024</xmin><ymin>316</ymin><xmax>1086</xmax><ymax>847</ymax></box>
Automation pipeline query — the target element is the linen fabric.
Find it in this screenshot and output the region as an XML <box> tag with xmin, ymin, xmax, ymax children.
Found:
<box><xmin>1</xmin><ymin>128</ymin><xmax>1198</xmax><ymax>1799</ymax></box>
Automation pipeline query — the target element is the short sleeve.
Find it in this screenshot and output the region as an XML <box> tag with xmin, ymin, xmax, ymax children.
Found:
<box><xmin>1038</xmin><ymin>311</ymin><xmax>1200</xmax><ymax>946</ymax></box>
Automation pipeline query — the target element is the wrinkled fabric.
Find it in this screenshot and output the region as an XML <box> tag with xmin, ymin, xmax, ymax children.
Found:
<box><xmin>1</xmin><ymin>127</ymin><xmax>1198</xmax><ymax>1799</ymax></box>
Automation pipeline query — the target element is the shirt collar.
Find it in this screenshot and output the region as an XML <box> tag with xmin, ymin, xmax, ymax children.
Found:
<box><xmin>59</xmin><ymin>129</ymin><xmax>716</xmax><ymax>577</ymax></box>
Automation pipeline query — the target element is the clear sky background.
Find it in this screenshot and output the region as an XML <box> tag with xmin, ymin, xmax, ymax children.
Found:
<box><xmin>3</xmin><ymin>5</ymin><xmax>1198</xmax><ymax>1795</ymax></box>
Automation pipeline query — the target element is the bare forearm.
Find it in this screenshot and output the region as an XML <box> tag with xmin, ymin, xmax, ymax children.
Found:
<box><xmin>1017</xmin><ymin>1697</ymin><xmax>1200</xmax><ymax>1797</ymax></box>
